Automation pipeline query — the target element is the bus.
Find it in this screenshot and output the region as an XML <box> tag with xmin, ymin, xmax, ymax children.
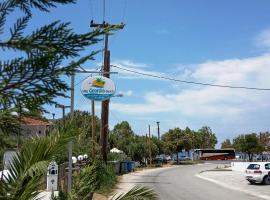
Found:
<box><xmin>194</xmin><ymin>149</ymin><xmax>235</xmax><ymax>160</ymax></box>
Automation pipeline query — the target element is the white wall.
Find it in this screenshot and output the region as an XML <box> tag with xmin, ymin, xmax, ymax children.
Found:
<box><xmin>231</xmin><ymin>162</ymin><xmax>252</xmax><ymax>172</ymax></box>
<box><xmin>231</xmin><ymin>162</ymin><xmax>270</xmax><ymax>172</ymax></box>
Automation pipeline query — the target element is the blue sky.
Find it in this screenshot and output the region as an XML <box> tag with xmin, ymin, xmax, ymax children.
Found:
<box><xmin>16</xmin><ymin>0</ymin><xmax>270</xmax><ymax>146</ymax></box>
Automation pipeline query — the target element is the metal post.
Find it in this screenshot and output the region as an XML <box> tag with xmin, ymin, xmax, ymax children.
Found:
<box><xmin>148</xmin><ymin>125</ymin><xmax>152</xmax><ymax>167</ymax></box>
<box><xmin>67</xmin><ymin>73</ymin><xmax>75</xmax><ymax>192</ymax></box>
<box><xmin>91</xmin><ymin>100</ymin><xmax>96</xmax><ymax>160</ymax></box>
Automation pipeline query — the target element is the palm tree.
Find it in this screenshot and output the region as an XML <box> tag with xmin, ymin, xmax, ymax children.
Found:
<box><xmin>0</xmin><ymin>127</ymin><xmax>158</xmax><ymax>200</ymax></box>
<box><xmin>0</xmin><ymin>122</ymin><xmax>77</xmax><ymax>200</ymax></box>
<box><xmin>112</xmin><ymin>185</ymin><xmax>158</xmax><ymax>200</ymax></box>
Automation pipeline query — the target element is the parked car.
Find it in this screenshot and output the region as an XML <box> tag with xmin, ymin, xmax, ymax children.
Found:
<box><xmin>245</xmin><ymin>163</ymin><xmax>270</xmax><ymax>184</ymax></box>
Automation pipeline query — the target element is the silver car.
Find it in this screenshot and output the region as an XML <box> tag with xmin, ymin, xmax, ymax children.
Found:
<box><xmin>245</xmin><ymin>162</ymin><xmax>270</xmax><ymax>184</ymax></box>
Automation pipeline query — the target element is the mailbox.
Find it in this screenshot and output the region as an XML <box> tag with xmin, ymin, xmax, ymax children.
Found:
<box><xmin>47</xmin><ymin>161</ymin><xmax>58</xmax><ymax>191</ymax></box>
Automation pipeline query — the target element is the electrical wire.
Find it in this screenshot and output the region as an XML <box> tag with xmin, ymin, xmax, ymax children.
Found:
<box><xmin>103</xmin><ymin>0</ymin><xmax>106</xmax><ymax>22</ymax></box>
<box><xmin>75</xmin><ymin>74</ymin><xmax>93</xmax><ymax>86</ymax></box>
<box><xmin>89</xmin><ymin>0</ymin><xmax>94</xmax><ymax>20</ymax></box>
<box><xmin>111</xmin><ymin>65</ymin><xmax>270</xmax><ymax>91</ymax></box>
<box><xmin>122</xmin><ymin>0</ymin><xmax>128</xmax><ymax>23</ymax></box>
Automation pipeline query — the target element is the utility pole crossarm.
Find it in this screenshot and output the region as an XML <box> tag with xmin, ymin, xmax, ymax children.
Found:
<box><xmin>90</xmin><ymin>20</ymin><xmax>125</xmax><ymax>29</ymax></box>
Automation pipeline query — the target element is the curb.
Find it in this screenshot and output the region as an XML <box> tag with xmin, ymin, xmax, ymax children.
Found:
<box><xmin>196</xmin><ymin>173</ymin><xmax>270</xmax><ymax>200</ymax></box>
<box><xmin>199</xmin><ymin>169</ymin><xmax>232</xmax><ymax>173</ymax></box>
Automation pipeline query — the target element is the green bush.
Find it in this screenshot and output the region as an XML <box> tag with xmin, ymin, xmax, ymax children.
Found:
<box><xmin>96</xmin><ymin>160</ymin><xmax>118</xmax><ymax>194</ymax></box>
<box><xmin>108</xmin><ymin>152</ymin><xmax>129</xmax><ymax>161</ymax></box>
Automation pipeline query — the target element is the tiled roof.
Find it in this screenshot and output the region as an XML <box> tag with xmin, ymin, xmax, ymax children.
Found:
<box><xmin>21</xmin><ymin>117</ymin><xmax>50</xmax><ymax>126</ymax></box>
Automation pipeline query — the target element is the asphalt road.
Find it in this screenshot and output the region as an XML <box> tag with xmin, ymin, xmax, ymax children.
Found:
<box><xmin>121</xmin><ymin>163</ymin><xmax>262</xmax><ymax>200</ymax></box>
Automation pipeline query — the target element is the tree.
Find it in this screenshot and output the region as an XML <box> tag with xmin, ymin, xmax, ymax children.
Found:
<box><xmin>0</xmin><ymin>123</ymin><xmax>77</xmax><ymax>200</ymax></box>
<box><xmin>161</xmin><ymin>128</ymin><xmax>181</xmax><ymax>155</ymax></box>
<box><xmin>53</xmin><ymin>110</ymin><xmax>101</xmax><ymax>161</ymax></box>
<box><xmin>221</xmin><ymin>139</ymin><xmax>233</xmax><ymax>149</ymax></box>
<box><xmin>196</xmin><ymin>126</ymin><xmax>217</xmax><ymax>149</ymax></box>
<box><xmin>109</xmin><ymin>121</ymin><xmax>161</xmax><ymax>163</ymax></box>
<box><xmin>259</xmin><ymin>132</ymin><xmax>270</xmax><ymax>151</ymax></box>
<box><xmin>0</xmin><ymin>0</ymin><xmax>104</xmax><ymax>137</ymax></box>
<box><xmin>109</xmin><ymin>121</ymin><xmax>134</xmax><ymax>155</ymax></box>
<box><xmin>180</xmin><ymin>127</ymin><xmax>194</xmax><ymax>151</ymax></box>
<box><xmin>233</xmin><ymin>133</ymin><xmax>263</xmax><ymax>161</ymax></box>
<box><xmin>112</xmin><ymin>121</ymin><xmax>134</xmax><ymax>138</ymax></box>
<box><xmin>0</xmin><ymin>130</ymin><xmax>158</xmax><ymax>200</ymax></box>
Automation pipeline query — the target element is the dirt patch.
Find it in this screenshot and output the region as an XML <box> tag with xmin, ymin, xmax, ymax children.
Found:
<box><xmin>93</xmin><ymin>193</ymin><xmax>107</xmax><ymax>200</ymax></box>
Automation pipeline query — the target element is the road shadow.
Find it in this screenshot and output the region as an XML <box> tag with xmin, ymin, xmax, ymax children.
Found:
<box><xmin>248</xmin><ymin>183</ymin><xmax>270</xmax><ymax>187</ymax></box>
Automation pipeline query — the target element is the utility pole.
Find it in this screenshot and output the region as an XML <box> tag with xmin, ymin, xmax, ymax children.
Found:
<box><xmin>101</xmin><ymin>33</ymin><xmax>110</xmax><ymax>163</ymax></box>
<box><xmin>148</xmin><ymin>125</ymin><xmax>152</xmax><ymax>167</ymax></box>
<box><xmin>90</xmin><ymin>21</ymin><xmax>124</xmax><ymax>163</ymax></box>
<box><xmin>67</xmin><ymin>73</ymin><xmax>75</xmax><ymax>193</ymax></box>
<box><xmin>157</xmin><ymin>121</ymin><xmax>160</xmax><ymax>140</ymax></box>
<box><xmin>55</xmin><ymin>104</ymin><xmax>70</xmax><ymax>121</ymax></box>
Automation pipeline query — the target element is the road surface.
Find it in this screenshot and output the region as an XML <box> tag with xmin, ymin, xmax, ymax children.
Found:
<box><xmin>118</xmin><ymin>163</ymin><xmax>262</xmax><ymax>200</ymax></box>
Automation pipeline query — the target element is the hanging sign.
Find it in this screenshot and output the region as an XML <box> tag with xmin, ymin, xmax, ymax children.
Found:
<box><xmin>81</xmin><ymin>76</ymin><xmax>116</xmax><ymax>101</ymax></box>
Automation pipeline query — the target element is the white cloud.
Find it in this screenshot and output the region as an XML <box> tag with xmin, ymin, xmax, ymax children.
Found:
<box><xmin>112</xmin><ymin>59</ymin><xmax>148</xmax><ymax>69</ymax></box>
<box><xmin>256</xmin><ymin>29</ymin><xmax>270</xmax><ymax>50</ymax></box>
<box><xmin>111</xmin><ymin>54</ymin><xmax>270</xmax><ymax>121</ymax></box>
<box><xmin>119</xmin><ymin>90</ymin><xmax>133</xmax><ymax>97</ymax></box>
<box><xmin>110</xmin><ymin>59</ymin><xmax>166</xmax><ymax>80</ymax></box>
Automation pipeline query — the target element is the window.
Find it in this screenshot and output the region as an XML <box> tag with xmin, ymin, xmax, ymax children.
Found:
<box><xmin>265</xmin><ymin>163</ymin><xmax>270</xmax><ymax>170</ymax></box>
<box><xmin>247</xmin><ymin>164</ymin><xmax>260</xmax><ymax>169</ymax></box>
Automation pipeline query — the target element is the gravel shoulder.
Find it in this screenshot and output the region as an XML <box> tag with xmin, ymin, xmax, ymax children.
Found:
<box><xmin>197</xmin><ymin>170</ymin><xmax>270</xmax><ymax>200</ymax></box>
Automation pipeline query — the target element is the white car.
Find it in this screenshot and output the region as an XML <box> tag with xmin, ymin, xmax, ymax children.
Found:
<box><xmin>245</xmin><ymin>162</ymin><xmax>270</xmax><ymax>184</ymax></box>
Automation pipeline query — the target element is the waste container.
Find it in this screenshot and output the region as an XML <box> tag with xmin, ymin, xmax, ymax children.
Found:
<box><xmin>120</xmin><ymin>161</ymin><xmax>128</xmax><ymax>174</ymax></box>
<box><xmin>127</xmin><ymin>161</ymin><xmax>132</xmax><ymax>172</ymax></box>
<box><xmin>126</xmin><ymin>161</ymin><xmax>135</xmax><ymax>172</ymax></box>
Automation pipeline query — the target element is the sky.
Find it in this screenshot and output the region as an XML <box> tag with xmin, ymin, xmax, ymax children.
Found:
<box><xmin>12</xmin><ymin>0</ymin><xmax>270</xmax><ymax>146</ymax></box>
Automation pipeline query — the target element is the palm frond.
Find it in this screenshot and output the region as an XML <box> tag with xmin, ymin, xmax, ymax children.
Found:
<box><xmin>113</xmin><ymin>185</ymin><xmax>158</xmax><ymax>200</ymax></box>
<box><xmin>0</xmin><ymin>129</ymin><xmax>77</xmax><ymax>200</ymax></box>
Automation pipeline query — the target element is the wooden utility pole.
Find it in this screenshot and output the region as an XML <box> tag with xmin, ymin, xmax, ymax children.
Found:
<box><xmin>90</xmin><ymin>21</ymin><xmax>124</xmax><ymax>163</ymax></box>
<box><xmin>148</xmin><ymin>125</ymin><xmax>152</xmax><ymax>167</ymax></box>
<box><xmin>101</xmin><ymin>33</ymin><xmax>110</xmax><ymax>163</ymax></box>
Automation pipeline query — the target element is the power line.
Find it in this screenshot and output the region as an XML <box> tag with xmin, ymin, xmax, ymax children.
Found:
<box><xmin>111</xmin><ymin>65</ymin><xmax>270</xmax><ymax>91</ymax></box>
<box><xmin>89</xmin><ymin>0</ymin><xmax>94</xmax><ymax>20</ymax></box>
<box><xmin>75</xmin><ymin>74</ymin><xmax>92</xmax><ymax>86</ymax></box>
<box><xmin>122</xmin><ymin>0</ymin><xmax>128</xmax><ymax>23</ymax></box>
<box><xmin>103</xmin><ymin>0</ymin><xmax>106</xmax><ymax>22</ymax></box>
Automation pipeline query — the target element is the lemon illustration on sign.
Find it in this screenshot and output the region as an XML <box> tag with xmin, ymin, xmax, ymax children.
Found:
<box><xmin>92</xmin><ymin>78</ymin><xmax>105</xmax><ymax>87</ymax></box>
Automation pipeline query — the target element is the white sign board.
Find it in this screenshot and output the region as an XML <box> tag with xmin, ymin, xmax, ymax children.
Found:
<box><xmin>81</xmin><ymin>76</ymin><xmax>116</xmax><ymax>101</ymax></box>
